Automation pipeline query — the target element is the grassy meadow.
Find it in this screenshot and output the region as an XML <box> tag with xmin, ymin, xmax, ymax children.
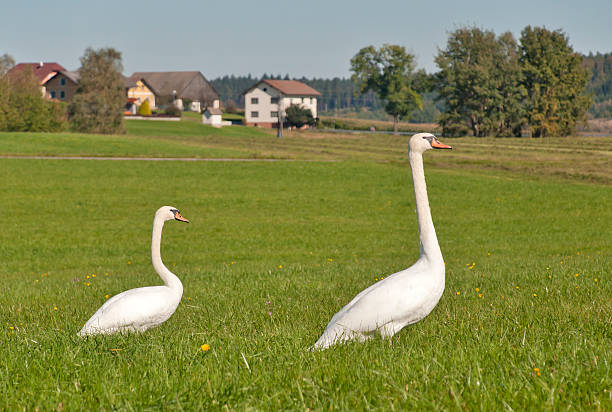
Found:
<box><xmin>0</xmin><ymin>120</ymin><xmax>610</xmax><ymax>410</ymax></box>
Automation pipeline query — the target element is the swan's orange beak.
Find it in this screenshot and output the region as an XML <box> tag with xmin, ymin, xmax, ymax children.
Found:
<box><xmin>174</xmin><ymin>211</ymin><xmax>189</xmax><ymax>223</ymax></box>
<box><xmin>432</xmin><ymin>138</ymin><xmax>452</xmax><ymax>149</ymax></box>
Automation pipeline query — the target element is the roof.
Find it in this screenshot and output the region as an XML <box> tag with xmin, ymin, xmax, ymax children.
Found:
<box><xmin>204</xmin><ymin>107</ymin><xmax>223</xmax><ymax>115</ymax></box>
<box><xmin>251</xmin><ymin>79</ymin><xmax>321</xmax><ymax>96</ymax></box>
<box><xmin>6</xmin><ymin>62</ymin><xmax>66</xmax><ymax>84</ymax></box>
<box><xmin>130</xmin><ymin>71</ymin><xmax>219</xmax><ymax>101</ymax></box>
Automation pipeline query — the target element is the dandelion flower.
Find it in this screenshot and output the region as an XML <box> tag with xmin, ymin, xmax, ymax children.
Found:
<box><xmin>128</xmin><ymin>261</ymin><xmax>131</xmax><ymax>265</ymax></box>
<box><xmin>594</xmin><ymin>278</ymin><xmax>598</xmax><ymax>282</ymax></box>
<box><xmin>456</xmin><ymin>291</ymin><xmax>460</xmax><ymax>295</ymax></box>
<box><xmin>515</xmin><ymin>286</ymin><xmax>520</xmax><ymax>289</ymax></box>
<box><xmin>278</xmin><ymin>265</ymin><xmax>283</xmax><ymax>269</ymax></box>
<box><xmin>201</xmin><ymin>344</ymin><xmax>210</xmax><ymax>352</ymax></box>
<box><xmin>533</xmin><ymin>367</ymin><xmax>541</xmax><ymax>376</ymax></box>
<box><xmin>575</xmin><ymin>273</ymin><xmax>579</xmax><ymax>277</ymax></box>
<box><xmin>478</xmin><ymin>293</ymin><xmax>483</xmax><ymax>298</ymax></box>
<box><xmin>533</xmin><ymin>293</ymin><xmax>537</xmax><ymax>297</ymax></box>
<box><xmin>92</xmin><ymin>274</ymin><xmax>96</xmax><ymax>278</ymax></box>
<box><xmin>53</xmin><ymin>306</ymin><xmax>58</xmax><ymax>310</ymax></box>
<box><xmin>475</xmin><ymin>287</ymin><xmax>480</xmax><ymax>292</ymax></box>
<box><xmin>9</xmin><ymin>326</ymin><xmax>14</xmax><ymax>330</ymax></box>
<box><xmin>105</xmin><ymin>294</ymin><xmax>110</xmax><ymax>299</ymax></box>
<box><xmin>501</xmin><ymin>295</ymin><xmax>505</xmax><ymax>299</ymax></box>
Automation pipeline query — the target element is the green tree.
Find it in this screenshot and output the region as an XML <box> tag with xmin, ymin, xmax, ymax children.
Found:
<box><xmin>350</xmin><ymin>44</ymin><xmax>422</xmax><ymax>133</ymax></box>
<box><xmin>435</xmin><ymin>27</ymin><xmax>525</xmax><ymax>137</ymax></box>
<box><xmin>285</xmin><ymin>104</ymin><xmax>315</xmax><ymax>128</ymax></box>
<box><xmin>68</xmin><ymin>47</ymin><xmax>126</xmax><ymax>134</ymax></box>
<box><xmin>520</xmin><ymin>26</ymin><xmax>591</xmax><ymax>137</ymax></box>
<box><xmin>138</xmin><ymin>99</ymin><xmax>152</xmax><ymax>116</ymax></box>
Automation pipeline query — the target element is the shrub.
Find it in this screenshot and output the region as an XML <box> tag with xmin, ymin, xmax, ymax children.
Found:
<box><xmin>0</xmin><ymin>67</ymin><xmax>68</xmax><ymax>132</ymax></box>
<box><xmin>285</xmin><ymin>104</ymin><xmax>315</xmax><ymax>128</ymax></box>
<box><xmin>164</xmin><ymin>104</ymin><xmax>182</xmax><ymax>117</ymax></box>
<box><xmin>138</xmin><ymin>99</ymin><xmax>152</xmax><ymax>116</ymax></box>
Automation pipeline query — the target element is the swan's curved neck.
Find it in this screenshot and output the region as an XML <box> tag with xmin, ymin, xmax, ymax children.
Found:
<box><xmin>409</xmin><ymin>150</ymin><xmax>443</xmax><ymax>262</ymax></box>
<box><xmin>151</xmin><ymin>215</ymin><xmax>183</xmax><ymax>291</ymax></box>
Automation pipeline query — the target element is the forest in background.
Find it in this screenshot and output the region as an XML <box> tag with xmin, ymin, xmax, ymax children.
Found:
<box><xmin>211</xmin><ymin>52</ymin><xmax>612</xmax><ymax>123</ymax></box>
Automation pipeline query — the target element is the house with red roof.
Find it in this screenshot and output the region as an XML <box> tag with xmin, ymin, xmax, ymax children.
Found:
<box><xmin>243</xmin><ymin>79</ymin><xmax>321</xmax><ymax>127</ymax></box>
<box><xmin>5</xmin><ymin>62</ymin><xmax>80</xmax><ymax>101</ymax></box>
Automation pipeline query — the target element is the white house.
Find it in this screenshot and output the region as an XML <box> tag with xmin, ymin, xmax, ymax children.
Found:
<box><xmin>202</xmin><ymin>107</ymin><xmax>230</xmax><ymax>128</ymax></box>
<box><xmin>243</xmin><ymin>80</ymin><xmax>320</xmax><ymax>127</ymax></box>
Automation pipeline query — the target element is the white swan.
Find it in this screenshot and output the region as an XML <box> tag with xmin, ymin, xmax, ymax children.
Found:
<box><xmin>314</xmin><ymin>133</ymin><xmax>452</xmax><ymax>349</ymax></box>
<box><xmin>78</xmin><ymin>206</ymin><xmax>189</xmax><ymax>336</ymax></box>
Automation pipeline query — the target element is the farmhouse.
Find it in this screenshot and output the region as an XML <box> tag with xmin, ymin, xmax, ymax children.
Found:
<box><xmin>243</xmin><ymin>79</ymin><xmax>320</xmax><ymax>127</ymax></box>
<box><xmin>130</xmin><ymin>71</ymin><xmax>220</xmax><ymax>111</ymax></box>
<box><xmin>5</xmin><ymin>62</ymin><xmax>74</xmax><ymax>100</ymax></box>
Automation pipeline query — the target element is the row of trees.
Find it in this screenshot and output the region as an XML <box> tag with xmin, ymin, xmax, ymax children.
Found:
<box><xmin>352</xmin><ymin>26</ymin><xmax>592</xmax><ymax>137</ymax></box>
<box><xmin>433</xmin><ymin>26</ymin><xmax>591</xmax><ymax>137</ymax></box>
<box><xmin>583</xmin><ymin>52</ymin><xmax>612</xmax><ymax>118</ymax></box>
<box><xmin>0</xmin><ymin>48</ymin><xmax>126</xmax><ymax>134</ymax></box>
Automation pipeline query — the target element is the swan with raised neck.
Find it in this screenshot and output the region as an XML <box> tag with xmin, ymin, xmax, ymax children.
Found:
<box><xmin>78</xmin><ymin>206</ymin><xmax>189</xmax><ymax>336</ymax></box>
<box><xmin>314</xmin><ymin>133</ymin><xmax>452</xmax><ymax>349</ymax></box>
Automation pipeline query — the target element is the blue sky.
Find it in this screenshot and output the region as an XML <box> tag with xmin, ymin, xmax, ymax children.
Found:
<box><xmin>2</xmin><ymin>0</ymin><xmax>610</xmax><ymax>79</ymax></box>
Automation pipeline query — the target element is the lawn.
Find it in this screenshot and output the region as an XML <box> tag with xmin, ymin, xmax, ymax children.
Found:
<box><xmin>0</xmin><ymin>126</ymin><xmax>610</xmax><ymax>410</ymax></box>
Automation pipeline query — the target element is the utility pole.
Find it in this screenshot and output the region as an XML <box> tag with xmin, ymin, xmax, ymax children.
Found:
<box><xmin>277</xmin><ymin>96</ymin><xmax>283</xmax><ymax>138</ymax></box>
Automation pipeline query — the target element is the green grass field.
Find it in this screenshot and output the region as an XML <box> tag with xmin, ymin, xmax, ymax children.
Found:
<box><xmin>0</xmin><ymin>122</ymin><xmax>610</xmax><ymax>410</ymax></box>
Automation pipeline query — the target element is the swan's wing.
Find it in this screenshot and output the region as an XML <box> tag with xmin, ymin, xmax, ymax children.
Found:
<box><xmin>319</xmin><ymin>260</ymin><xmax>442</xmax><ymax>341</ymax></box>
<box><xmin>80</xmin><ymin>286</ymin><xmax>173</xmax><ymax>334</ymax></box>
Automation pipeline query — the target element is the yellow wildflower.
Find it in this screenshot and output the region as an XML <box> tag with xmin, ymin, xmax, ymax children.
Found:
<box><xmin>456</xmin><ymin>291</ymin><xmax>460</xmax><ymax>295</ymax></box>
<box><xmin>533</xmin><ymin>367</ymin><xmax>541</xmax><ymax>376</ymax></box>
<box><xmin>201</xmin><ymin>344</ymin><xmax>211</xmax><ymax>352</ymax></box>
<box><xmin>105</xmin><ymin>294</ymin><xmax>110</xmax><ymax>299</ymax></box>
<box><xmin>53</xmin><ymin>306</ymin><xmax>58</xmax><ymax>310</ymax></box>
<box><xmin>478</xmin><ymin>293</ymin><xmax>483</xmax><ymax>298</ymax></box>
<box><xmin>475</xmin><ymin>288</ymin><xmax>480</xmax><ymax>292</ymax></box>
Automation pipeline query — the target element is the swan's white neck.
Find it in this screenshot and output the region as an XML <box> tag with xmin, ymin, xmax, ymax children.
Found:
<box><xmin>409</xmin><ymin>150</ymin><xmax>443</xmax><ymax>262</ymax></box>
<box><xmin>151</xmin><ymin>215</ymin><xmax>183</xmax><ymax>292</ymax></box>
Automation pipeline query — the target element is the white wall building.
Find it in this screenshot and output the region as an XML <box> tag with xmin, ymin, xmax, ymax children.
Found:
<box><xmin>243</xmin><ymin>80</ymin><xmax>320</xmax><ymax>127</ymax></box>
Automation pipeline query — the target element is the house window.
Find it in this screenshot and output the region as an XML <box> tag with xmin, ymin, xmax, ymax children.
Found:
<box><xmin>60</xmin><ymin>78</ymin><xmax>66</xmax><ymax>86</ymax></box>
<box><xmin>251</xmin><ymin>97</ymin><xmax>258</xmax><ymax>104</ymax></box>
<box><xmin>271</xmin><ymin>111</ymin><xmax>278</xmax><ymax>118</ymax></box>
<box><xmin>251</xmin><ymin>111</ymin><xmax>259</xmax><ymax>118</ymax></box>
<box><xmin>49</xmin><ymin>90</ymin><xmax>56</xmax><ymax>99</ymax></box>
<box><xmin>271</xmin><ymin>97</ymin><xmax>279</xmax><ymax>104</ymax></box>
<box><xmin>263</xmin><ymin>87</ymin><xmax>267</xmax><ymax>91</ymax></box>
<box><xmin>59</xmin><ymin>91</ymin><xmax>65</xmax><ymax>99</ymax></box>
<box><xmin>302</xmin><ymin>97</ymin><xmax>305</xmax><ymax>103</ymax></box>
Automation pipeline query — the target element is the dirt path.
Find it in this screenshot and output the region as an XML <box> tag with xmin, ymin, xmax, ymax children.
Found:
<box><xmin>0</xmin><ymin>155</ymin><xmax>303</xmax><ymax>162</ymax></box>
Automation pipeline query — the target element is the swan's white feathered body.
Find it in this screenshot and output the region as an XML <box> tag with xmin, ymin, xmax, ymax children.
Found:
<box><xmin>314</xmin><ymin>133</ymin><xmax>451</xmax><ymax>349</ymax></box>
<box><xmin>78</xmin><ymin>206</ymin><xmax>188</xmax><ymax>336</ymax></box>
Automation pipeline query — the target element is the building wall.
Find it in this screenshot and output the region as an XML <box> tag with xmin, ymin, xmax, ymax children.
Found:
<box><xmin>127</xmin><ymin>80</ymin><xmax>156</xmax><ymax>109</ymax></box>
<box><xmin>244</xmin><ymin>83</ymin><xmax>318</xmax><ymax>127</ymax></box>
<box><xmin>44</xmin><ymin>74</ymin><xmax>78</xmax><ymax>102</ymax></box>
